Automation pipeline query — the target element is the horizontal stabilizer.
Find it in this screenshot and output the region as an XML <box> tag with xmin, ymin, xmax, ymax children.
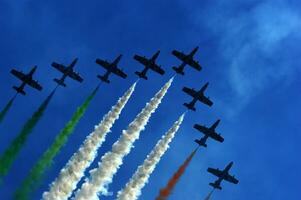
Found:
<box><xmin>135</xmin><ymin>71</ymin><xmax>148</xmax><ymax>80</ymax></box>
<box><xmin>13</xmin><ymin>86</ymin><xmax>26</xmax><ymax>95</ymax></box>
<box><xmin>172</xmin><ymin>66</ymin><xmax>184</xmax><ymax>75</ymax></box>
<box><xmin>97</xmin><ymin>75</ymin><xmax>110</xmax><ymax>84</ymax></box>
<box><xmin>54</xmin><ymin>78</ymin><xmax>66</xmax><ymax>87</ymax></box>
<box><xmin>194</xmin><ymin>139</ymin><xmax>207</xmax><ymax>147</ymax></box>
<box><xmin>209</xmin><ymin>182</ymin><xmax>222</xmax><ymax>190</ymax></box>
<box><xmin>183</xmin><ymin>103</ymin><xmax>196</xmax><ymax>111</ymax></box>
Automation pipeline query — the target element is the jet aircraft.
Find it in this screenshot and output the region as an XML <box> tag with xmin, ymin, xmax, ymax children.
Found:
<box><xmin>95</xmin><ymin>54</ymin><xmax>127</xmax><ymax>83</ymax></box>
<box><xmin>133</xmin><ymin>50</ymin><xmax>165</xmax><ymax>80</ymax></box>
<box><xmin>182</xmin><ymin>82</ymin><xmax>213</xmax><ymax>111</ymax></box>
<box><xmin>194</xmin><ymin>119</ymin><xmax>224</xmax><ymax>147</ymax></box>
<box><xmin>172</xmin><ymin>46</ymin><xmax>202</xmax><ymax>75</ymax></box>
<box><xmin>207</xmin><ymin>161</ymin><xmax>239</xmax><ymax>190</ymax></box>
<box><xmin>51</xmin><ymin>58</ymin><xmax>83</xmax><ymax>87</ymax></box>
<box><xmin>10</xmin><ymin>66</ymin><xmax>42</xmax><ymax>95</ymax></box>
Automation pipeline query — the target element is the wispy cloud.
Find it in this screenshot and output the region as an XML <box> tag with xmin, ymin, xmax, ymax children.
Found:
<box><xmin>226</xmin><ymin>2</ymin><xmax>300</xmax><ymax>98</ymax></box>
<box><xmin>191</xmin><ymin>1</ymin><xmax>301</xmax><ymax>115</ymax></box>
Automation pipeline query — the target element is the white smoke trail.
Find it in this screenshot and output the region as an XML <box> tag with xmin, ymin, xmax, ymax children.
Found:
<box><xmin>42</xmin><ymin>82</ymin><xmax>137</xmax><ymax>200</ymax></box>
<box><xmin>117</xmin><ymin>113</ymin><xmax>185</xmax><ymax>200</ymax></box>
<box><xmin>73</xmin><ymin>78</ymin><xmax>173</xmax><ymax>200</ymax></box>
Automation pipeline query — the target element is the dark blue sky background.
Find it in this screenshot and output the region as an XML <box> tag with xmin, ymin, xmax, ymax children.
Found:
<box><xmin>0</xmin><ymin>0</ymin><xmax>300</xmax><ymax>199</ymax></box>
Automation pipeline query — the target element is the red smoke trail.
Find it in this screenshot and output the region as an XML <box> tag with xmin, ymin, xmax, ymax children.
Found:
<box><xmin>156</xmin><ymin>147</ymin><xmax>199</xmax><ymax>200</ymax></box>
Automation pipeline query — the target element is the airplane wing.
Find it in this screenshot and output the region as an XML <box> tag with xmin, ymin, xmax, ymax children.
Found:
<box><xmin>150</xmin><ymin>64</ymin><xmax>165</xmax><ymax>75</ymax></box>
<box><xmin>68</xmin><ymin>71</ymin><xmax>83</xmax><ymax>82</ymax></box>
<box><xmin>27</xmin><ymin>79</ymin><xmax>42</xmax><ymax>91</ymax></box>
<box><xmin>210</xmin><ymin>132</ymin><xmax>224</xmax><ymax>143</ymax></box>
<box><xmin>186</xmin><ymin>59</ymin><xmax>202</xmax><ymax>71</ymax></box>
<box><xmin>172</xmin><ymin>50</ymin><xmax>186</xmax><ymax>60</ymax></box>
<box><xmin>182</xmin><ymin>87</ymin><xmax>198</xmax><ymax>97</ymax></box>
<box><xmin>51</xmin><ymin>62</ymin><xmax>67</xmax><ymax>73</ymax></box>
<box><xmin>11</xmin><ymin>69</ymin><xmax>26</xmax><ymax>81</ymax></box>
<box><xmin>95</xmin><ymin>59</ymin><xmax>111</xmax><ymax>70</ymax></box>
<box><xmin>112</xmin><ymin>68</ymin><xmax>127</xmax><ymax>79</ymax></box>
<box><xmin>224</xmin><ymin>174</ymin><xmax>239</xmax><ymax>184</ymax></box>
<box><xmin>134</xmin><ymin>55</ymin><xmax>149</xmax><ymax>66</ymax></box>
<box><xmin>207</xmin><ymin>168</ymin><xmax>223</xmax><ymax>177</ymax></box>
<box><xmin>200</xmin><ymin>95</ymin><xmax>213</xmax><ymax>107</ymax></box>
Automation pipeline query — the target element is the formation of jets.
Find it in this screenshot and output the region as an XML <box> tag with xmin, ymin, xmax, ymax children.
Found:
<box><xmin>8</xmin><ymin>46</ymin><xmax>238</xmax><ymax>194</ymax></box>
<box><xmin>10</xmin><ymin>47</ymin><xmax>200</xmax><ymax>94</ymax></box>
<box><xmin>171</xmin><ymin>48</ymin><xmax>239</xmax><ymax>192</ymax></box>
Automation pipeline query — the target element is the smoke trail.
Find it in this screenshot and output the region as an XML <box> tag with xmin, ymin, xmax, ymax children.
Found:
<box><xmin>74</xmin><ymin>78</ymin><xmax>173</xmax><ymax>200</ymax></box>
<box><xmin>13</xmin><ymin>86</ymin><xmax>99</xmax><ymax>200</ymax></box>
<box><xmin>0</xmin><ymin>95</ymin><xmax>17</xmax><ymax>124</ymax></box>
<box><xmin>156</xmin><ymin>147</ymin><xmax>199</xmax><ymax>200</ymax></box>
<box><xmin>204</xmin><ymin>189</ymin><xmax>214</xmax><ymax>200</ymax></box>
<box><xmin>117</xmin><ymin>113</ymin><xmax>185</xmax><ymax>200</ymax></box>
<box><xmin>42</xmin><ymin>82</ymin><xmax>137</xmax><ymax>200</ymax></box>
<box><xmin>0</xmin><ymin>89</ymin><xmax>56</xmax><ymax>180</ymax></box>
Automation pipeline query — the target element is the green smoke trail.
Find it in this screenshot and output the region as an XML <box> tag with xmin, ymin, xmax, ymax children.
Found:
<box><xmin>0</xmin><ymin>89</ymin><xmax>56</xmax><ymax>180</ymax></box>
<box><xmin>0</xmin><ymin>95</ymin><xmax>17</xmax><ymax>123</ymax></box>
<box><xmin>14</xmin><ymin>86</ymin><xmax>99</xmax><ymax>200</ymax></box>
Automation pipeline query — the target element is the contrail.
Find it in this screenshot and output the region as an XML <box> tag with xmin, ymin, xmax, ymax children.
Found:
<box><xmin>0</xmin><ymin>89</ymin><xmax>56</xmax><ymax>180</ymax></box>
<box><xmin>0</xmin><ymin>94</ymin><xmax>17</xmax><ymax>124</ymax></box>
<box><xmin>74</xmin><ymin>78</ymin><xmax>173</xmax><ymax>200</ymax></box>
<box><xmin>156</xmin><ymin>147</ymin><xmax>199</xmax><ymax>200</ymax></box>
<box><xmin>204</xmin><ymin>189</ymin><xmax>214</xmax><ymax>200</ymax></box>
<box><xmin>13</xmin><ymin>85</ymin><xmax>99</xmax><ymax>200</ymax></box>
<box><xmin>42</xmin><ymin>82</ymin><xmax>137</xmax><ymax>200</ymax></box>
<box><xmin>117</xmin><ymin>113</ymin><xmax>185</xmax><ymax>200</ymax></box>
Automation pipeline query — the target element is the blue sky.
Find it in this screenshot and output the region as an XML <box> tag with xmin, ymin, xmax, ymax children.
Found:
<box><xmin>0</xmin><ymin>0</ymin><xmax>300</xmax><ymax>199</ymax></box>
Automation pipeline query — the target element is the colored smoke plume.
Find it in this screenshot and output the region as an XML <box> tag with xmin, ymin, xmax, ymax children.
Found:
<box><xmin>156</xmin><ymin>147</ymin><xmax>198</xmax><ymax>200</ymax></box>
<box><xmin>14</xmin><ymin>86</ymin><xmax>99</xmax><ymax>200</ymax></box>
<box><xmin>0</xmin><ymin>95</ymin><xmax>17</xmax><ymax>123</ymax></box>
<box><xmin>0</xmin><ymin>89</ymin><xmax>56</xmax><ymax>180</ymax></box>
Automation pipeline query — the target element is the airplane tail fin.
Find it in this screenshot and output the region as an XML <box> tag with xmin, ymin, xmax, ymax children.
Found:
<box><xmin>183</xmin><ymin>102</ymin><xmax>196</xmax><ymax>111</ymax></box>
<box><xmin>194</xmin><ymin>139</ymin><xmax>207</xmax><ymax>147</ymax></box>
<box><xmin>54</xmin><ymin>78</ymin><xmax>66</xmax><ymax>87</ymax></box>
<box><xmin>209</xmin><ymin>182</ymin><xmax>222</xmax><ymax>190</ymax></box>
<box><xmin>135</xmin><ymin>71</ymin><xmax>148</xmax><ymax>80</ymax></box>
<box><xmin>97</xmin><ymin>75</ymin><xmax>110</xmax><ymax>84</ymax></box>
<box><xmin>13</xmin><ymin>86</ymin><xmax>26</xmax><ymax>95</ymax></box>
<box><xmin>172</xmin><ymin>66</ymin><xmax>184</xmax><ymax>75</ymax></box>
